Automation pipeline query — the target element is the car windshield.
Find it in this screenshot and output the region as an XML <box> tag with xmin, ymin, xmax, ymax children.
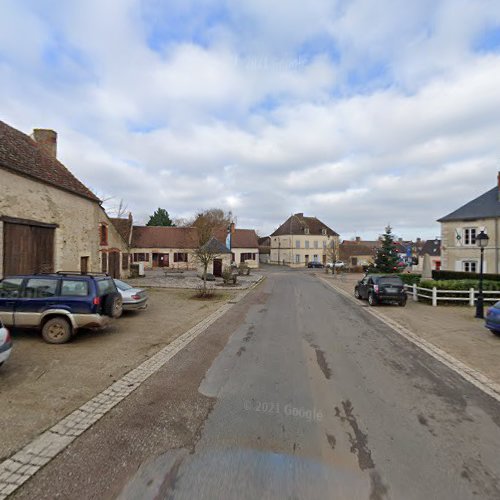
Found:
<box><xmin>114</xmin><ymin>279</ymin><xmax>133</xmax><ymax>291</ymax></box>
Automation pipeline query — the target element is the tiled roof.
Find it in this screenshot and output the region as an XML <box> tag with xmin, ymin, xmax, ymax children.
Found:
<box><xmin>419</xmin><ymin>239</ymin><xmax>441</xmax><ymax>257</ymax></box>
<box><xmin>0</xmin><ymin>120</ymin><xmax>99</xmax><ymax>202</ymax></box>
<box><xmin>340</xmin><ymin>241</ymin><xmax>378</xmax><ymax>259</ymax></box>
<box><xmin>110</xmin><ymin>217</ymin><xmax>133</xmax><ymax>245</ymax></box>
<box><xmin>131</xmin><ymin>226</ymin><xmax>199</xmax><ymax>248</ymax></box>
<box><xmin>215</xmin><ymin>228</ymin><xmax>259</xmax><ymax>248</ymax></box>
<box><xmin>271</xmin><ymin>213</ymin><xmax>338</xmax><ymax>237</ymax></box>
<box><xmin>438</xmin><ymin>187</ymin><xmax>500</xmax><ymax>222</ymax></box>
<box><xmin>201</xmin><ymin>237</ymin><xmax>232</xmax><ymax>254</ymax></box>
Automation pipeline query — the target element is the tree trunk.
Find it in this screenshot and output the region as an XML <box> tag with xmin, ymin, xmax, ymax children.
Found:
<box><xmin>203</xmin><ymin>263</ymin><xmax>208</xmax><ymax>294</ymax></box>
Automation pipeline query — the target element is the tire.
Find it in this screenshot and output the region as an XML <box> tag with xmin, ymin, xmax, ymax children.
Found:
<box><xmin>491</xmin><ymin>329</ymin><xmax>500</xmax><ymax>337</ymax></box>
<box><xmin>42</xmin><ymin>317</ymin><xmax>72</xmax><ymax>344</ymax></box>
<box><xmin>103</xmin><ymin>293</ymin><xmax>123</xmax><ymax>318</ymax></box>
<box><xmin>354</xmin><ymin>288</ymin><xmax>362</xmax><ymax>300</ymax></box>
<box><xmin>368</xmin><ymin>293</ymin><xmax>377</xmax><ymax>306</ymax></box>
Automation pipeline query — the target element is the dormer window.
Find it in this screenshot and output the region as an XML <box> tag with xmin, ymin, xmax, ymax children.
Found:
<box><xmin>99</xmin><ymin>224</ymin><xmax>108</xmax><ymax>246</ymax></box>
<box><xmin>304</xmin><ymin>228</ymin><xmax>310</xmax><ymax>235</ymax></box>
<box><xmin>321</xmin><ymin>228</ymin><xmax>327</xmax><ymax>235</ymax></box>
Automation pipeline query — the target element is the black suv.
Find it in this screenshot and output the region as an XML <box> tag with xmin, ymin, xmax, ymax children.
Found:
<box><xmin>0</xmin><ymin>272</ymin><xmax>123</xmax><ymax>344</ymax></box>
<box><xmin>354</xmin><ymin>274</ymin><xmax>407</xmax><ymax>306</ymax></box>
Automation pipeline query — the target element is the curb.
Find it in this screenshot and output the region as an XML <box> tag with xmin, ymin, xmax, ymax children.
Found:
<box><xmin>319</xmin><ymin>276</ymin><xmax>500</xmax><ymax>404</ymax></box>
<box><xmin>0</xmin><ymin>279</ymin><xmax>263</xmax><ymax>499</ymax></box>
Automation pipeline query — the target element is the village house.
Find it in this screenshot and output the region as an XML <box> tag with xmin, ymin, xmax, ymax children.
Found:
<box><xmin>129</xmin><ymin>223</ymin><xmax>259</xmax><ymax>276</ymax></box>
<box><xmin>339</xmin><ymin>237</ymin><xmax>382</xmax><ymax>270</ymax></box>
<box><xmin>0</xmin><ymin>121</ymin><xmax>130</xmax><ymax>279</ymax></box>
<box><xmin>270</xmin><ymin>213</ymin><xmax>339</xmax><ymax>267</ymax></box>
<box><xmin>438</xmin><ymin>172</ymin><xmax>500</xmax><ymax>274</ymax></box>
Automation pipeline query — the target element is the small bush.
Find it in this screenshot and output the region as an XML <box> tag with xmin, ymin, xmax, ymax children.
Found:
<box><xmin>432</xmin><ymin>270</ymin><xmax>500</xmax><ymax>282</ymax></box>
<box><xmin>238</xmin><ymin>263</ymin><xmax>250</xmax><ymax>276</ymax></box>
<box><xmin>420</xmin><ymin>279</ymin><xmax>500</xmax><ymax>291</ymax></box>
<box><xmin>222</xmin><ymin>266</ymin><xmax>233</xmax><ymax>284</ymax></box>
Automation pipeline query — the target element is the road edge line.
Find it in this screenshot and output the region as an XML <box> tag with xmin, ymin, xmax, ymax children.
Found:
<box><xmin>0</xmin><ymin>280</ymin><xmax>263</xmax><ymax>499</ymax></box>
<box><xmin>319</xmin><ymin>276</ymin><xmax>500</xmax><ymax>403</ymax></box>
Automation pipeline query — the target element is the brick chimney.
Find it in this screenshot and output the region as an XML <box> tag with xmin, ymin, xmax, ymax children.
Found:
<box><xmin>32</xmin><ymin>129</ymin><xmax>57</xmax><ymax>158</ymax></box>
<box><xmin>355</xmin><ymin>236</ymin><xmax>361</xmax><ymax>242</ymax></box>
<box><xmin>230</xmin><ymin>222</ymin><xmax>236</xmax><ymax>234</ymax></box>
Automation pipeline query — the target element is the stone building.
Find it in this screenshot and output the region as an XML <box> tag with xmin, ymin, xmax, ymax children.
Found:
<box><xmin>0</xmin><ymin>121</ymin><xmax>130</xmax><ymax>278</ymax></box>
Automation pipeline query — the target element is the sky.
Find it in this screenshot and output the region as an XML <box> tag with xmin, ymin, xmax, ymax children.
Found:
<box><xmin>1</xmin><ymin>0</ymin><xmax>500</xmax><ymax>240</ymax></box>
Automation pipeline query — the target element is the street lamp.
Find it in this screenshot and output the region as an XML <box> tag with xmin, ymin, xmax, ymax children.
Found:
<box><xmin>475</xmin><ymin>230</ymin><xmax>490</xmax><ymax>319</ymax></box>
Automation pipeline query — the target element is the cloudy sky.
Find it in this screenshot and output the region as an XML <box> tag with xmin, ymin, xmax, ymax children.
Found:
<box><xmin>1</xmin><ymin>0</ymin><xmax>500</xmax><ymax>239</ymax></box>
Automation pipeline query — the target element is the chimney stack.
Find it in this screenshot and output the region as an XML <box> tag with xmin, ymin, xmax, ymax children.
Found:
<box><xmin>32</xmin><ymin>129</ymin><xmax>57</xmax><ymax>158</ymax></box>
<box><xmin>230</xmin><ymin>222</ymin><xmax>236</xmax><ymax>234</ymax></box>
<box><xmin>355</xmin><ymin>236</ymin><xmax>361</xmax><ymax>242</ymax></box>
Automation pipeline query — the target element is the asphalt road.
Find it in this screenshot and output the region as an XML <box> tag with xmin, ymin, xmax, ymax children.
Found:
<box><xmin>13</xmin><ymin>268</ymin><xmax>500</xmax><ymax>499</ymax></box>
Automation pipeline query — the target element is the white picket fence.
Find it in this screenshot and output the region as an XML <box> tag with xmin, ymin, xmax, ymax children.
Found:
<box><xmin>405</xmin><ymin>284</ymin><xmax>500</xmax><ymax>307</ymax></box>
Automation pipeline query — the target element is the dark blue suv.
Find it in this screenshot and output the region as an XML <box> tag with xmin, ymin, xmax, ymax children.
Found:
<box><xmin>0</xmin><ymin>272</ymin><xmax>122</xmax><ymax>344</ymax></box>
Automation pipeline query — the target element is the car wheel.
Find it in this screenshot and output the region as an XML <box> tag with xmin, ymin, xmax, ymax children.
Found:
<box><xmin>491</xmin><ymin>329</ymin><xmax>500</xmax><ymax>337</ymax></box>
<box><xmin>103</xmin><ymin>293</ymin><xmax>123</xmax><ymax>318</ymax></box>
<box><xmin>368</xmin><ymin>293</ymin><xmax>377</xmax><ymax>306</ymax></box>
<box><xmin>42</xmin><ymin>317</ymin><xmax>72</xmax><ymax>344</ymax></box>
<box><xmin>354</xmin><ymin>288</ymin><xmax>361</xmax><ymax>299</ymax></box>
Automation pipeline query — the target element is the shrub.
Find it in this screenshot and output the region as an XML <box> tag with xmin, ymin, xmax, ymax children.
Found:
<box><xmin>222</xmin><ymin>266</ymin><xmax>233</xmax><ymax>284</ymax></box>
<box><xmin>238</xmin><ymin>262</ymin><xmax>250</xmax><ymax>276</ymax></box>
<box><xmin>432</xmin><ymin>270</ymin><xmax>500</xmax><ymax>282</ymax></box>
<box><xmin>420</xmin><ymin>279</ymin><xmax>500</xmax><ymax>291</ymax></box>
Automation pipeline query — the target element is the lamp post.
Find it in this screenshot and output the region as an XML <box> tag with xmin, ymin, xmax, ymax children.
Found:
<box><xmin>475</xmin><ymin>230</ymin><xmax>490</xmax><ymax>319</ymax></box>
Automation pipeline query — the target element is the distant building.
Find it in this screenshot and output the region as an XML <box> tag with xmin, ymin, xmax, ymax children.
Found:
<box><xmin>339</xmin><ymin>237</ymin><xmax>381</xmax><ymax>269</ymax></box>
<box><xmin>438</xmin><ymin>172</ymin><xmax>500</xmax><ymax>273</ymax></box>
<box><xmin>258</xmin><ymin>236</ymin><xmax>271</xmax><ymax>264</ymax></box>
<box><xmin>270</xmin><ymin>213</ymin><xmax>339</xmax><ymax>267</ymax></box>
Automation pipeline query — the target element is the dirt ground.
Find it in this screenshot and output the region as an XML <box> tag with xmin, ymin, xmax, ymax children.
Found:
<box><xmin>0</xmin><ymin>288</ymin><xmax>234</xmax><ymax>460</ymax></box>
<box><xmin>321</xmin><ymin>272</ymin><xmax>500</xmax><ymax>386</ymax></box>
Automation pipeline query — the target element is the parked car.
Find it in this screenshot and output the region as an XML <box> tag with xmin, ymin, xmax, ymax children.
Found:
<box><xmin>326</xmin><ymin>261</ymin><xmax>345</xmax><ymax>269</ymax></box>
<box><xmin>354</xmin><ymin>274</ymin><xmax>407</xmax><ymax>306</ymax></box>
<box><xmin>485</xmin><ymin>301</ymin><xmax>500</xmax><ymax>336</ymax></box>
<box><xmin>0</xmin><ymin>321</ymin><xmax>12</xmax><ymax>367</ymax></box>
<box><xmin>307</xmin><ymin>261</ymin><xmax>324</xmax><ymax>268</ymax></box>
<box><xmin>114</xmin><ymin>279</ymin><xmax>148</xmax><ymax>311</ymax></box>
<box><xmin>0</xmin><ymin>272</ymin><xmax>122</xmax><ymax>344</ymax></box>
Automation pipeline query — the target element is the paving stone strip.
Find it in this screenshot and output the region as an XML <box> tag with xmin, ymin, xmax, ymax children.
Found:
<box><xmin>0</xmin><ymin>281</ymin><xmax>263</xmax><ymax>499</ymax></box>
<box><xmin>320</xmin><ymin>276</ymin><xmax>500</xmax><ymax>404</ymax></box>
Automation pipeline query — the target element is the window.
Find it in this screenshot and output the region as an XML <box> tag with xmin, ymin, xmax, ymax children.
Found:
<box><xmin>133</xmin><ymin>253</ymin><xmax>148</xmax><ymax>262</ymax></box>
<box><xmin>304</xmin><ymin>228</ymin><xmax>310</xmax><ymax>235</ymax></box>
<box><xmin>313</xmin><ymin>255</ymin><xmax>319</xmax><ymax>262</ymax></box>
<box><xmin>464</xmin><ymin>228</ymin><xmax>477</xmax><ymax>246</ymax></box>
<box><xmin>321</xmin><ymin>228</ymin><xmax>327</xmax><ymax>235</ymax></box>
<box><xmin>61</xmin><ymin>280</ymin><xmax>89</xmax><ymax>297</ymax></box>
<box><xmin>174</xmin><ymin>252</ymin><xmax>188</xmax><ymax>263</ymax></box>
<box><xmin>323</xmin><ymin>241</ymin><xmax>327</xmax><ymax>249</ymax></box>
<box><xmin>305</xmin><ymin>241</ymin><xmax>310</xmax><ymax>249</ymax></box>
<box><xmin>314</xmin><ymin>241</ymin><xmax>318</xmax><ymax>249</ymax></box>
<box><xmin>295</xmin><ymin>240</ymin><xmax>300</xmax><ymax>248</ymax></box>
<box><xmin>101</xmin><ymin>253</ymin><xmax>108</xmax><ymax>273</ymax></box>
<box><xmin>97</xmin><ymin>278</ymin><xmax>117</xmax><ymax>296</ymax></box>
<box><xmin>0</xmin><ymin>278</ymin><xmax>23</xmax><ymax>298</ymax></box>
<box><xmin>295</xmin><ymin>254</ymin><xmax>300</xmax><ymax>263</ymax></box>
<box><xmin>241</xmin><ymin>253</ymin><xmax>254</xmax><ymax>262</ymax></box>
<box><xmin>24</xmin><ymin>278</ymin><xmax>58</xmax><ymax>298</ymax></box>
<box><xmin>122</xmin><ymin>253</ymin><xmax>129</xmax><ymax>270</ymax></box>
<box><xmin>99</xmin><ymin>224</ymin><xmax>108</xmax><ymax>246</ymax></box>
<box><xmin>80</xmin><ymin>256</ymin><xmax>89</xmax><ymax>274</ymax></box>
<box><xmin>114</xmin><ymin>279</ymin><xmax>133</xmax><ymax>291</ymax></box>
<box><xmin>463</xmin><ymin>261</ymin><xmax>478</xmax><ymax>273</ymax></box>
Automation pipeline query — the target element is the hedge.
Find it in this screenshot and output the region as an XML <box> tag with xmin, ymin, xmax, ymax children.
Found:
<box><xmin>432</xmin><ymin>270</ymin><xmax>500</xmax><ymax>282</ymax></box>
<box><xmin>420</xmin><ymin>279</ymin><xmax>500</xmax><ymax>291</ymax></box>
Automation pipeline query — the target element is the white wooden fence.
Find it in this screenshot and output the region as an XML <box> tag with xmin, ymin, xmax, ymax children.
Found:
<box><xmin>405</xmin><ymin>284</ymin><xmax>500</xmax><ymax>307</ymax></box>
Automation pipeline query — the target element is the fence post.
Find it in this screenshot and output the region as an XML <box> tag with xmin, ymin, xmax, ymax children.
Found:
<box><xmin>432</xmin><ymin>287</ymin><xmax>437</xmax><ymax>307</ymax></box>
<box><xmin>469</xmin><ymin>288</ymin><xmax>475</xmax><ymax>307</ymax></box>
<box><xmin>412</xmin><ymin>283</ymin><xmax>418</xmax><ymax>302</ymax></box>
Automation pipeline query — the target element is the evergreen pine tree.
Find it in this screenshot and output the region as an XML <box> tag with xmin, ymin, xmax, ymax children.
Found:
<box><xmin>146</xmin><ymin>208</ymin><xmax>175</xmax><ymax>227</ymax></box>
<box><xmin>373</xmin><ymin>226</ymin><xmax>400</xmax><ymax>272</ymax></box>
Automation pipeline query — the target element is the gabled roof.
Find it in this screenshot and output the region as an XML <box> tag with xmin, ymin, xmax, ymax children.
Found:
<box><xmin>340</xmin><ymin>241</ymin><xmax>378</xmax><ymax>259</ymax></box>
<box><xmin>201</xmin><ymin>236</ymin><xmax>231</xmax><ymax>254</ymax></box>
<box><xmin>419</xmin><ymin>239</ymin><xmax>441</xmax><ymax>257</ymax></box>
<box><xmin>131</xmin><ymin>226</ymin><xmax>199</xmax><ymax>248</ymax></box>
<box><xmin>214</xmin><ymin>228</ymin><xmax>259</xmax><ymax>248</ymax></box>
<box><xmin>438</xmin><ymin>187</ymin><xmax>500</xmax><ymax>222</ymax></box>
<box><xmin>0</xmin><ymin>120</ymin><xmax>99</xmax><ymax>202</ymax></box>
<box><xmin>271</xmin><ymin>213</ymin><xmax>338</xmax><ymax>237</ymax></box>
<box><xmin>110</xmin><ymin>217</ymin><xmax>133</xmax><ymax>245</ymax></box>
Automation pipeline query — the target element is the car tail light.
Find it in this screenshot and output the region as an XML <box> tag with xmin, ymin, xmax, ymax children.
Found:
<box><xmin>93</xmin><ymin>297</ymin><xmax>101</xmax><ymax>306</ymax></box>
<box><xmin>5</xmin><ymin>329</ymin><xmax>11</xmax><ymax>343</ymax></box>
<box><xmin>373</xmin><ymin>285</ymin><xmax>379</xmax><ymax>293</ymax></box>
<box><xmin>131</xmin><ymin>294</ymin><xmax>141</xmax><ymax>300</ymax></box>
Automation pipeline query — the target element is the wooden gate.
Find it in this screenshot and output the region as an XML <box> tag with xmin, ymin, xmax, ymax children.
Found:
<box><xmin>108</xmin><ymin>251</ymin><xmax>121</xmax><ymax>278</ymax></box>
<box><xmin>3</xmin><ymin>221</ymin><xmax>55</xmax><ymax>275</ymax></box>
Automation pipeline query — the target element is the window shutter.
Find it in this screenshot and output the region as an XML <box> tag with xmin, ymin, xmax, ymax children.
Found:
<box><xmin>455</xmin><ymin>260</ymin><xmax>462</xmax><ymax>271</ymax></box>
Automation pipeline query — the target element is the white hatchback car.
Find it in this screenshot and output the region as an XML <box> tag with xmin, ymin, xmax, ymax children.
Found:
<box><xmin>0</xmin><ymin>322</ymin><xmax>12</xmax><ymax>367</ymax></box>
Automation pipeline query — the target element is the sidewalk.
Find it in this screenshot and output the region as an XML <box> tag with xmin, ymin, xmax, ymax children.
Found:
<box><xmin>320</xmin><ymin>272</ymin><xmax>500</xmax><ymax>387</ymax></box>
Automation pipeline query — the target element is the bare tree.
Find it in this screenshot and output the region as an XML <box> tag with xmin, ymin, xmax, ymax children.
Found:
<box><xmin>194</xmin><ymin>237</ymin><xmax>221</xmax><ymax>296</ymax></box>
<box><xmin>192</xmin><ymin>208</ymin><xmax>234</xmax><ymax>246</ymax></box>
<box><xmin>325</xmin><ymin>239</ymin><xmax>341</xmax><ymax>276</ymax></box>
